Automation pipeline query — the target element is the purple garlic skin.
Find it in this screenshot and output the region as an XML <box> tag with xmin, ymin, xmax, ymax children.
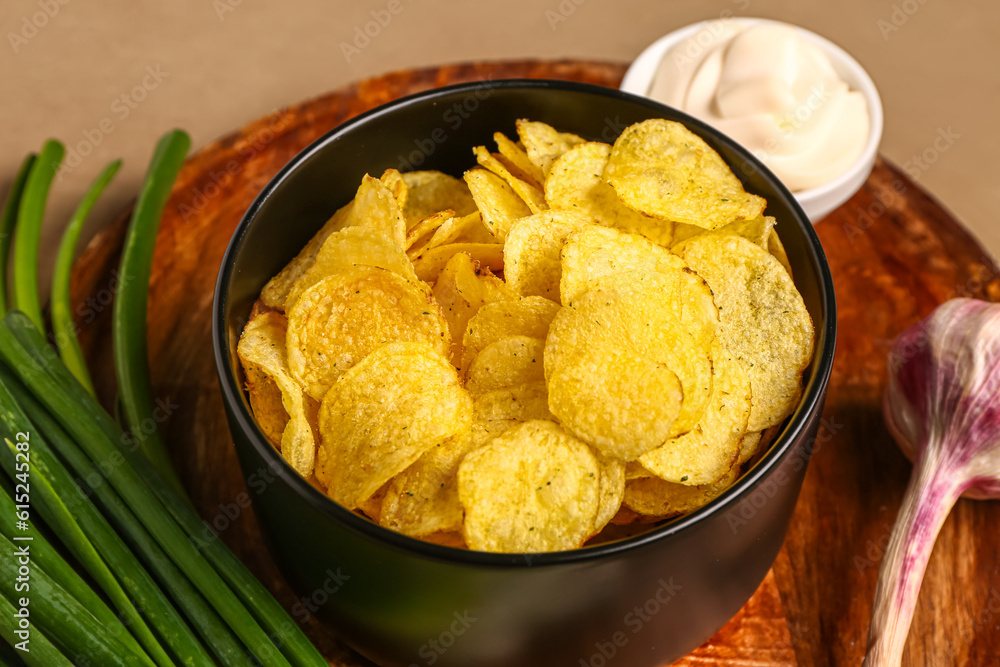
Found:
<box><xmin>884</xmin><ymin>298</ymin><xmax>1000</xmax><ymax>499</ymax></box>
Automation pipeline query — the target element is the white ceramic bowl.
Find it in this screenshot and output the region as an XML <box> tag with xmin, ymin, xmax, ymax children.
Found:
<box><xmin>621</xmin><ymin>17</ymin><xmax>883</xmax><ymax>223</ymax></box>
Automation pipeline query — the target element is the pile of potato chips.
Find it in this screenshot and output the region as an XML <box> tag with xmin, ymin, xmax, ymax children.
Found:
<box><xmin>237</xmin><ymin>118</ymin><xmax>815</xmax><ymax>553</ymax></box>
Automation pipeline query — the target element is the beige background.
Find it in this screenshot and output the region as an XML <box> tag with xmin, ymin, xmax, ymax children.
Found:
<box><xmin>2</xmin><ymin>0</ymin><xmax>998</xmax><ymax>289</ymax></box>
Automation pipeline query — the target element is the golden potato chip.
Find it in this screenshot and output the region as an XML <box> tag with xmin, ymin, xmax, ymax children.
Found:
<box><xmin>380</xmin><ymin>168</ymin><xmax>408</xmax><ymax>211</ymax></box>
<box><xmin>341</xmin><ymin>174</ymin><xmax>407</xmax><ymax>249</ymax></box>
<box><xmin>545</xmin><ymin>276</ymin><xmax>713</xmax><ymax>455</ymax></box>
<box><xmin>412</xmin><ymin>242</ymin><xmax>504</xmax><ymax>283</ymax></box>
<box><xmin>237</xmin><ymin>312</ymin><xmax>319</xmax><ymax>477</ymax></box>
<box><xmin>458</xmin><ymin>420</ymin><xmax>600</xmax><ymax>553</ymax></box>
<box><xmin>405</xmin><ymin>209</ymin><xmax>454</xmax><ymax>252</ymax></box>
<box><xmin>736</xmin><ymin>431</ymin><xmax>762</xmax><ymax>467</ymax></box>
<box><xmin>675</xmin><ymin>234</ymin><xmax>814</xmax><ymax>430</ymax></box>
<box><xmin>465</xmin><ymin>336</ymin><xmax>545</xmax><ymax>395</ymax></box>
<box><xmin>472</xmin><ymin>380</ymin><xmax>554</xmax><ymax>422</ymax></box>
<box><xmin>493</xmin><ymin>132</ymin><xmax>544</xmax><ymax>186</ymax></box>
<box><xmin>558</xmin><ymin>225</ymin><xmax>684</xmax><ymax>305</ymax></box>
<box><xmin>422</xmin><ymin>211</ymin><xmax>496</xmax><ymax>253</ymax></box>
<box><xmin>316</xmin><ymin>342</ymin><xmax>472</xmax><ymax>509</ymax></box>
<box><xmin>503</xmin><ymin>210</ymin><xmax>592</xmax><ymax>301</ymax></box>
<box><xmin>380</xmin><ymin>429</ymin><xmax>473</xmax><ymax>537</ymax></box>
<box><xmin>460</xmin><ymin>296</ymin><xmax>561</xmax><ymax>373</ymax></box>
<box><xmin>672</xmin><ymin>215</ymin><xmax>776</xmax><ymax>249</ymax></box>
<box><xmin>473</xmin><ymin>146</ymin><xmax>547</xmax><ymax>214</ymax></box>
<box><xmin>545</xmin><ymin>142</ymin><xmax>674</xmax><ymax>245</ymax></box>
<box><xmin>242</xmin><ymin>363</ymin><xmax>288</xmax><ymax>447</ymax></box>
<box><xmin>284</xmin><ymin>226</ymin><xmax>421</xmax><ymax>312</ymax></box>
<box><xmin>623</xmin><ymin>468</ymin><xmax>738</xmax><ymax>517</ymax></box>
<box><xmin>401</xmin><ymin>171</ymin><xmax>476</xmax><ymax>227</ymax></box>
<box><xmin>463</xmin><ymin>168</ymin><xmax>531</xmax><ymax>241</ymax></box>
<box><xmin>357</xmin><ymin>482</ymin><xmax>390</xmax><ymax>521</ymax></box>
<box><xmin>605</xmin><ymin>119</ymin><xmax>766</xmax><ymax>230</ymax></box>
<box><xmin>287</xmin><ymin>266</ymin><xmax>450</xmax><ymax>400</ymax></box>
<box><xmin>431</xmin><ymin>252</ymin><xmax>516</xmax><ymax>365</ymax></box>
<box><xmin>545</xmin><ymin>326</ymin><xmax>683</xmax><ymax>460</ymax></box>
<box><xmin>768</xmin><ymin>228</ymin><xmax>793</xmax><ymax>278</ymax></box>
<box><xmin>516</xmin><ymin>119</ymin><xmax>586</xmax><ymax>178</ymax></box>
<box><xmin>638</xmin><ymin>341</ymin><xmax>751</xmax><ymax>485</ymax></box>
<box><xmin>593</xmin><ymin>453</ymin><xmax>625</xmax><ymax>535</ymax></box>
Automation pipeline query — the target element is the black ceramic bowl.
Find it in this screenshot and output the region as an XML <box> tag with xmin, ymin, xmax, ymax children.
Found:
<box><xmin>214</xmin><ymin>80</ymin><xmax>836</xmax><ymax>667</ymax></box>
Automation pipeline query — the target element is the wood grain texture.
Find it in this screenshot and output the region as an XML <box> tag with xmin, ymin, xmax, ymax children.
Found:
<box><xmin>69</xmin><ymin>60</ymin><xmax>1000</xmax><ymax>666</ymax></box>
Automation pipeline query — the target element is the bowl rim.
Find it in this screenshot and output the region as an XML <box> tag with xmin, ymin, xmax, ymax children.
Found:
<box><xmin>213</xmin><ymin>77</ymin><xmax>837</xmax><ymax>568</ymax></box>
<box><xmin>620</xmin><ymin>16</ymin><xmax>884</xmax><ymax>217</ymax></box>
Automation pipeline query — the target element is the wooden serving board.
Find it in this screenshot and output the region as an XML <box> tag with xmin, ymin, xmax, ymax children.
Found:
<box><xmin>69</xmin><ymin>60</ymin><xmax>1000</xmax><ymax>667</ymax></box>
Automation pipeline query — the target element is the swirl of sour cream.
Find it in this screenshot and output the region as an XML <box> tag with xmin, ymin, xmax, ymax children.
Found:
<box><xmin>648</xmin><ymin>21</ymin><xmax>870</xmax><ymax>192</ymax></box>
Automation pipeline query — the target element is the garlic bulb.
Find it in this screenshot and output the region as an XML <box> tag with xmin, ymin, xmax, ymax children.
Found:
<box><xmin>865</xmin><ymin>298</ymin><xmax>1000</xmax><ymax>666</ymax></box>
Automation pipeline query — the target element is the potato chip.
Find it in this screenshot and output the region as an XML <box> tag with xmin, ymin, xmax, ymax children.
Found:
<box><xmin>380</xmin><ymin>429</ymin><xmax>473</xmax><ymax>537</ymax></box>
<box><xmin>675</xmin><ymin>234</ymin><xmax>814</xmax><ymax>430</ymax></box>
<box><xmin>422</xmin><ymin>211</ymin><xmax>496</xmax><ymax>253</ymax></box>
<box><xmin>316</xmin><ymin>342</ymin><xmax>472</xmax><ymax>509</ymax></box>
<box><xmin>465</xmin><ymin>336</ymin><xmax>545</xmax><ymax>395</ymax></box>
<box><xmin>558</xmin><ymin>225</ymin><xmax>684</xmax><ymax>305</ymax></box>
<box><xmin>432</xmin><ymin>252</ymin><xmax>516</xmax><ymax>365</ymax></box>
<box><xmin>768</xmin><ymin>228</ymin><xmax>793</xmax><ymax>278</ymax></box>
<box><xmin>473</xmin><ymin>146</ymin><xmax>547</xmax><ymax>214</ymax></box>
<box><xmin>605</xmin><ymin>119</ymin><xmax>766</xmax><ymax>230</ymax></box>
<box><xmin>358</xmin><ymin>482</ymin><xmax>390</xmax><ymax>521</ymax></box>
<box><xmin>237</xmin><ymin>312</ymin><xmax>319</xmax><ymax>477</ymax></box>
<box><xmin>545</xmin><ymin>276</ymin><xmax>713</xmax><ymax>456</ymax></box>
<box><xmin>242</xmin><ymin>363</ymin><xmax>288</xmax><ymax>447</ymax></box>
<box><xmin>736</xmin><ymin>431</ymin><xmax>762</xmax><ymax>467</ymax></box>
<box><xmin>638</xmin><ymin>341</ymin><xmax>751</xmax><ymax>485</ymax></box>
<box><xmin>516</xmin><ymin>119</ymin><xmax>586</xmax><ymax>178</ymax></box>
<box><xmin>593</xmin><ymin>453</ymin><xmax>625</xmax><ymax>535</ymax></box>
<box><xmin>503</xmin><ymin>210</ymin><xmax>592</xmax><ymax>302</ymax></box>
<box><xmin>545</xmin><ymin>142</ymin><xmax>673</xmax><ymax>245</ymax></box>
<box><xmin>464</xmin><ymin>168</ymin><xmax>532</xmax><ymax>241</ymax></box>
<box><xmin>284</xmin><ymin>226</ymin><xmax>421</xmax><ymax>312</ymax></box>
<box><xmin>458</xmin><ymin>420</ymin><xmax>600</xmax><ymax>553</ymax></box>
<box><xmin>412</xmin><ymin>242</ymin><xmax>504</xmax><ymax>283</ymax></box>
<box><xmin>545</xmin><ymin>323</ymin><xmax>682</xmax><ymax>460</ymax></box>
<box><xmin>623</xmin><ymin>468</ymin><xmax>739</xmax><ymax>517</ymax></box>
<box><xmin>460</xmin><ymin>296</ymin><xmax>561</xmax><ymax>373</ymax></box>
<box><xmin>401</xmin><ymin>171</ymin><xmax>476</xmax><ymax>227</ymax></box>
<box><xmin>472</xmin><ymin>380</ymin><xmax>554</xmax><ymax>423</ymax></box>
<box><xmin>493</xmin><ymin>132</ymin><xmax>544</xmax><ymax>186</ymax></box>
<box><xmin>380</xmin><ymin>168</ymin><xmax>408</xmax><ymax>211</ymax></box>
<box><xmin>672</xmin><ymin>215</ymin><xmax>776</xmax><ymax>249</ymax></box>
<box><xmin>341</xmin><ymin>174</ymin><xmax>407</xmax><ymax>249</ymax></box>
<box><xmin>405</xmin><ymin>209</ymin><xmax>454</xmax><ymax>252</ymax></box>
<box><xmin>287</xmin><ymin>266</ymin><xmax>450</xmax><ymax>400</ymax></box>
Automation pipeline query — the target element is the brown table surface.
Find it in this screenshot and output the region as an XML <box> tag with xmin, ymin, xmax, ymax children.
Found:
<box><xmin>69</xmin><ymin>59</ymin><xmax>1000</xmax><ymax>666</ymax></box>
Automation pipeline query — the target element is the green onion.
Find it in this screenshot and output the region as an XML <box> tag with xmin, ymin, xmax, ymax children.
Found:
<box><xmin>0</xmin><ymin>592</ymin><xmax>72</xmax><ymax>667</ymax></box>
<box><xmin>51</xmin><ymin>160</ymin><xmax>121</xmax><ymax>394</ymax></box>
<box><xmin>113</xmin><ymin>130</ymin><xmax>189</xmax><ymax>491</ymax></box>
<box><xmin>0</xmin><ymin>380</ymin><xmax>170</xmax><ymax>667</ymax></box>
<box><xmin>3</xmin><ymin>313</ymin><xmax>326</xmax><ymax>667</ymax></box>
<box><xmin>0</xmin><ymin>153</ymin><xmax>36</xmax><ymax>316</ymax></box>
<box><xmin>12</xmin><ymin>141</ymin><xmax>64</xmax><ymax>331</ymax></box>
<box><xmin>0</xmin><ymin>483</ymin><xmax>146</xmax><ymax>660</ymax></box>
<box><xmin>0</xmin><ymin>533</ymin><xmax>146</xmax><ymax>667</ymax></box>
<box><xmin>1</xmin><ymin>373</ymin><xmax>246</xmax><ymax>667</ymax></box>
<box><xmin>0</xmin><ymin>315</ymin><xmax>302</xmax><ymax>667</ymax></box>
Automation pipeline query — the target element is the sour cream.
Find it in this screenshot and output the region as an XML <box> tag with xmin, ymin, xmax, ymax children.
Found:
<box><xmin>648</xmin><ymin>22</ymin><xmax>870</xmax><ymax>192</ymax></box>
